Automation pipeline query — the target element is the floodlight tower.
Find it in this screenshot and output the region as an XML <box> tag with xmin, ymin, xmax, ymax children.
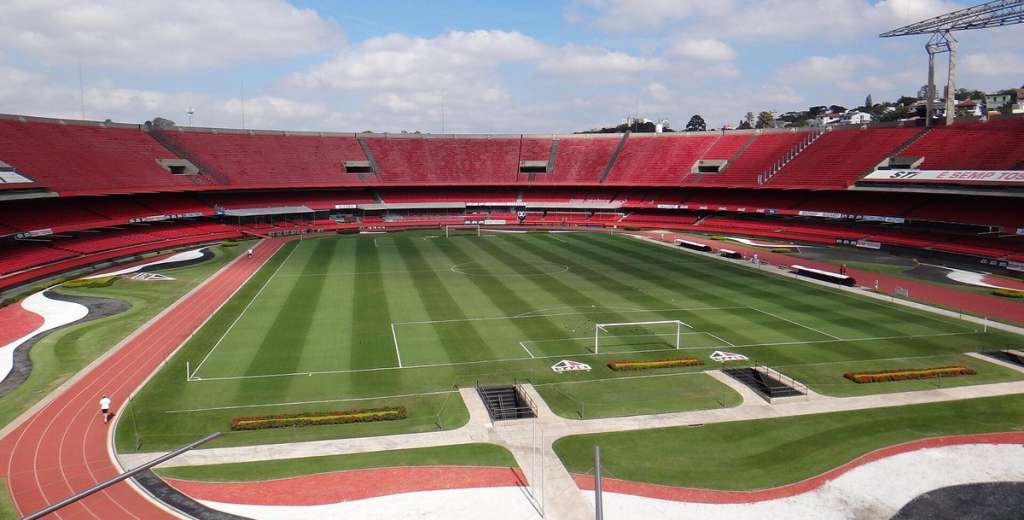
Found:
<box><xmin>880</xmin><ymin>0</ymin><xmax>1024</xmax><ymax>126</ymax></box>
<box><xmin>186</xmin><ymin>107</ymin><xmax>195</xmax><ymax>127</ymax></box>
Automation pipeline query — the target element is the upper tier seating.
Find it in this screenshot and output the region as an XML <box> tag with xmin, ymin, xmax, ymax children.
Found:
<box><xmin>767</xmin><ymin>127</ymin><xmax>920</xmax><ymax>189</ymax></box>
<box><xmin>546</xmin><ymin>137</ymin><xmax>619</xmax><ymax>183</ymax></box>
<box><xmin>366</xmin><ymin>137</ymin><xmax>520</xmax><ymax>184</ymax></box>
<box><xmin>903</xmin><ymin>118</ymin><xmax>1024</xmax><ymax>170</ymax></box>
<box><xmin>0</xmin><ymin>119</ymin><xmax>195</xmax><ymax>195</ymax></box>
<box><xmin>693</xmin><ymin>131</ymin><xmax>809</xmax><ymax>187</ymax></box>
<box><xmin>605</xmin><ymin>134</ymin><xmax>717</xmax><ymax>184</ymax></box>
<box><xmin>159</xmin><ymin>130</ymin><xmax>369</xmax><ymax>188</ymax></box>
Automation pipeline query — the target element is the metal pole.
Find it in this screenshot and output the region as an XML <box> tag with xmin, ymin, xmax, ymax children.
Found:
<box><xmin>594</xmin><ymin>445</ymin><xmax>603</xmax><ymax>520</ymax></box>
<box><xmin>23</xmin><ymin>432</ymin><xmax>221</xmax><ymax>520</ymax></box>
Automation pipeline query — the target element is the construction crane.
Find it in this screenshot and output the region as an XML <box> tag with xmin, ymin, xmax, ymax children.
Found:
<box><xmin>880</xmin><ymin>0</ymin><xmax>1024</xmax><ymax>126</ymax></box>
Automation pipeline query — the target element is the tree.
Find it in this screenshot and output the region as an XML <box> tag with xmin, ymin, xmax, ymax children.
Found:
<box><xmin>743</xmin><ymin>112</ymin><xmax>755</xmax><ymax>128</ymax></box>
<box><xmin>896</xmin><ymin>96</ymin><xmax>917</xmax><ymax>106</ymax></box>
<box><xmin>685</xmin><ymin>114</ymin><xmax>706</xmax><ymax>132</ymax></box>
<box><xmin>865</xmin><ymin>94</ymin><xmax>873</xmax><ymax>109</ymax></box>
<box><xmin>737</xmin><ymin>119</ymin><xmax>752</xmax><ymax>130</ymax></box>
<box><xmin>828</xmin><ymin>105</ymin><xmax>847</xmax><ymax>114</ymax></box>
<box><xmin>755</xmin><ymin>111</ymin><xmax>775</xmax><ymax>129</ymax></box>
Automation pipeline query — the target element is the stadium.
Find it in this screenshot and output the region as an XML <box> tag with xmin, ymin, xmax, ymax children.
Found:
<box><xmin>0</xmin><ymin>2</ymin><xmax>1023</xmax><ymax>520</ymax></box>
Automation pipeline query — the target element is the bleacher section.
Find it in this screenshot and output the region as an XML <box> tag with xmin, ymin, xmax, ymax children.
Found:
<box><xmin>694</xmin><ymin>131</ymin><xmax>809</xmax><ymax>187</ymax></box>
<box><xmin>902</xmin><ymin>118</ymin><xmax>1024</xmax><ymax>170</ymax></box>
<box><xmin>0</xmin><ymin>118</ymin><xmax>198</xmax><ymax>195</ymax></box>
<box><xmin>605</xmin><ymin>134</ymin><xmax>717</xmax><ymax>184</ymax></box>
<box><xmin>1</xmin><ymin>114</ymin><xmax>1023</xmax><ymax>291</ymax></box>
<box><xmin>157</xmin><ymin>129</ymin><xmax>370</xmax><ymax>188</ymax></box>
<box><xmin>767</xmin><ymin>127</ymin><xmax>921</xmax><ymax>189</ymax></box>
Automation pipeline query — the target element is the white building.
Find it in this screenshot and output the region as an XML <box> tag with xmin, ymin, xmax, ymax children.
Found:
<box><xmin>840</xmin><ymin>111</ymin><xmax>872</xmax><ymax>125</ymax></box>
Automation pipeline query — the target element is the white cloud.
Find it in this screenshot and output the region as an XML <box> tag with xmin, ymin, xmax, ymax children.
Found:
<box><xmin>569</xmin><ymin>0</ymin><xmax>959</xmax><ymax>40</ymax></box>
<box><xmin>0</xmin><ymin>0</ymin><xmax>342</xmax><ymax>70</ymax></box>
<box><xmin>961</xmin><ymin>52</ymin><xmax>1024</xmax><ymax>78</ymax></box>
<box><xmin>537</xmin><ymin>45</ymin><xmax>666</xmax><ymax>79</ymax></box>
<box><xmin>774</xmin><ymin>54</ymin><xmax>898</xmax><ymax>93</ymax></box>
<box><xmin>670</xmin><ymin>38</ymin><xmax>736</xmax><ymax>61</ymax></box>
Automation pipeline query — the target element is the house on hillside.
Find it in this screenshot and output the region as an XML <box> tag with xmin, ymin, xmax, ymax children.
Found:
<box><xmin>840</xmin><ymin>111</ymin><xmax>872</xmax><ymax>125</ymax></box>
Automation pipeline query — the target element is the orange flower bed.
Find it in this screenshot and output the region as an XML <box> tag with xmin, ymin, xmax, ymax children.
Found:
<box><xmin>230</xmin><ymin>406</ymin><xmax>406</xmax><ymax>431</ymax></box>
<box><xmin>843</xmin><ymin>366</ymin><xmax>976</xmax><ymax>384</ymax></box>
<box><xmin>607</xmin><ymin>357</ymin><xmax>704</xmax><ymax>371</ymax></box>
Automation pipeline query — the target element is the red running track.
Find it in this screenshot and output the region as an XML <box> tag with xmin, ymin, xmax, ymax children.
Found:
<box><xmin>166</xmin><ymin>466</ymin><xmax>527</xmax><ymax>506</ymax></box>
<box><xmin>0</xmin><ymin>238</ymin><xmax>285</xmax><ymax>519</ymax></box>
<box><xmin>572</xmin><ymin>432</ymin><xmax>1024</xmax><ymax>503</ymax></box>
<box><xmin>637</xmin><ymin>231</ymin><xmax>1024</xmax><ymax>324</ymax></box>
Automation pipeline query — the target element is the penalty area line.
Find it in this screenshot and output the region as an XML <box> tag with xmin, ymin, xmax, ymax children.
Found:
<box><xmin>391</xmin><ymin>322</ymin><xmax>403</xmax><ymax>368</ymax></box>
<box><xmin>518</xmin><ymin>341</ymin><xmax>536</xmax><ymax>358</ymax></box>
<box><xmin>749</xmin><ymin>307</ymin><xmax>842</xmax><ymax>340</ymax></box>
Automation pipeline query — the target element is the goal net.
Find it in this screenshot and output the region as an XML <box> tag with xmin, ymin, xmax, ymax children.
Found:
<box><xmin>593</xmin><ymin>320</ymin><xmax>689</xmax><ymax>354</ymax></box>
<box><xmin>445</xmin><ymin>224</ymin><xmax>481</xmax><ymax>237</ymax></box>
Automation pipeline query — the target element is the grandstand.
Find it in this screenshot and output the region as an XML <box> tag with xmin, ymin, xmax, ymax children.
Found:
<box><xmin>0</xmin><ymin>112</ymin><xmax>1023</xmax><ymax>293</ymax></box>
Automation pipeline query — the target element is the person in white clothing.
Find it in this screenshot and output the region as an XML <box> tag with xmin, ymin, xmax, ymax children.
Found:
<box><xmin>247</xmin><ymin>248</ymin><xmax>254</xmax><ymax>258</ymax></box>
<box><xmin>99</xmin><ymin>395</ymin><xmax>112</xmax><ymax>423</ymax></box>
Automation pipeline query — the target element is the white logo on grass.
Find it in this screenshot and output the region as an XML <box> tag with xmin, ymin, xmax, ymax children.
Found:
<box><xmin>710</xmin><ymin>351</ymin><xmax>748</xmax><ymax>362</ymax></box>
<box><xmin>131</xmin><ymin>273</ymin><xmax>176</xmax><ymax>281</ymax></box>
<box><xmin>551</xmin><ymin>360</ymin><xmax>592</xmax><ymax>373</ymax></box>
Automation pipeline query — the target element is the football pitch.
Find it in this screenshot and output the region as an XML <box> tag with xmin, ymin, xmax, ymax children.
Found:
<box><xmin>121</xmin><ymin>230</ymin><xmax>1024</xmax><ymax>451</ymax></box>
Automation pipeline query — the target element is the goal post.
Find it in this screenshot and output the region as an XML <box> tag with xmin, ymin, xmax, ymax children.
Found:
<box><xmin>593</xmin><ymin>320</ymin><xmax>689</xmax><ymax>354</ymax></box>
<box><xmin>445</xmin><ymin>224</ymin><xmax>481</xmax><ymax>238</ymax></box>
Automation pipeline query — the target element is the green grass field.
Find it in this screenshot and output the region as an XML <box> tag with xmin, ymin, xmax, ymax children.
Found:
<box><xmin>120</xmin><ymin>231</ymin><xmax>1024</xmax><ymax>452</ymax></box>
<box><xmin>554</xmin><ymin>393</ymin><xmax>1024</xmax><ymax>490</ymax></box>
<box><xmin>0</xmin><ymin>243</ymin><xmax>248</xmax><ymax>430</ymax></box>
<box><xmin>155</xmin><ymin>443</ymin><xmax>517</xmax><ymax>482</ymax></box>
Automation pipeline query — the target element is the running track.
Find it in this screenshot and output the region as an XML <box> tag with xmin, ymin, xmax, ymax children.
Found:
<box><xmin>0</xmin><ymin>238</ymin><xmax>285</xmax><ymax>519</ymax></box>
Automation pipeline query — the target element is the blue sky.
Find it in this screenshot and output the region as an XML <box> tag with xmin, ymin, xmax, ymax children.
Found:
<box><xmin>0</xmin><ymin>0</ymin><xmax>1020</xmax><ymax>133</ymax></box>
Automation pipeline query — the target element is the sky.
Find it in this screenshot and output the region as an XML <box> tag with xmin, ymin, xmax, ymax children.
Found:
<box><xmin>0</xmin><ymin>0</ymin><xmax>1021</xmax><ymax>134</ymax></box>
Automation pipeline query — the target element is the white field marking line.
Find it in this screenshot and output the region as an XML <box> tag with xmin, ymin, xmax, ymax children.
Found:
<box><xmin>750</xmin><ymin>306</ymin><xmax>843</xmax><ymax>340</ymax></box>
<box><xmin>164</xmin><ymin>389</ymin><xmax>457</xmax><ymax>414</ymax></box>
<box><xmin>518</xmin><ymin>341</ymin><xmax>536</xmax><ymax>358</ymax></box>
<box><xmin>390</xmin><ymin>322</ymin><xmax>403</xmax><ymax>368</ymax></box>
<box><xmin>187</xmin><ymin>331</ymin><xmax>982</xmax><ymax>382</ymax></box>
<box><xmin>394</xmin><ymin>305</ymin><xmax>749</xmax><ymax>326</ymax></box>
<box><xmin>521</xmin><ymin>331</ymin><xmax>709</xmax><ymax>346</ymax></box>
<box><xmin>705</xmin><ymin>332</ymin><xmax>737</xmax><ymax>347</ymax></box>
<box><xmin>189</xmin><ymin>241</ymin><xmax>299</xmax><ymax>379</ymax></box>
<box><xmin>513</xmin><ymin>305</ymin><xmax>647</xmax><ymax>318</ymax></box>
<box><xmin>268</xmin><ymin>260</ymin><xmax>707</xmax><ymax>278</ymax></box>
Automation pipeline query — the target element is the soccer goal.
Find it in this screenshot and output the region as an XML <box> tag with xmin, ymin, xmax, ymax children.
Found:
<box><xmin>593</xmin><ymin>320</ymin><xmax>690</xmax><ymax>354</ymax></box>
<box><xmin>445</xmin><ymin>224</ymin><xmax>481</xmax><ymax>237</ymax></box>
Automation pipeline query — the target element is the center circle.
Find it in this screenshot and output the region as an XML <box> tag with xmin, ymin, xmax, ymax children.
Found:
<box><xmin>450</xmin><ymin>261</ymin><xmax>569</xmax><ymax>277</ymax></box>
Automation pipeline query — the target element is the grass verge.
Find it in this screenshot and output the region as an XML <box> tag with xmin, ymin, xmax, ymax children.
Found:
<box><xmin>0</xmin><ymin>243</ymin><xmax>248</xmax><ymax>430</ymax></box>
<box><xmin>155</xmin><ymin>443</ymin><xmax>517</xmax><ymax>482</ymax></box>
<box><xmin>0</xmin><ymin>480</ymin><xmax>17</xmax><ymax>518</ymax></box>
<box><xmin>553</xmin><ymin>393</ymin><xmax>1024</xmax><ymax>491</ymax></box>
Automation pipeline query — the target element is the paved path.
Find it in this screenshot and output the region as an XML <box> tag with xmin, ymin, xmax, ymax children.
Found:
<box><xmin>0</xmin><ymin>238</ymin><xmax>286</xmax><ymax>520</ymax></box>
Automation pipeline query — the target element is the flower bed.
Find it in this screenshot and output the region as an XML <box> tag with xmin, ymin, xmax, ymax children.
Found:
<box><xmin>62</xmin><ymin>276</ymin><xmax>118</xmax><ymax>289</ymax></box>
<box><xmin>843</xmin><ymin>366</ymin><xmax>976</xmax><ymax>384</ymax></box>
<box><xmin>607</xmin><ymin>357</ymin><xmax>704</xmax><ymax>371</ymax></box>
<box><xmin>230</xmin><ymin>406</ymin><xmax>407</xmax><ymax>431</ymax></box>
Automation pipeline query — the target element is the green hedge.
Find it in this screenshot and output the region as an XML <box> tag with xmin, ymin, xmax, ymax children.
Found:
<box><xmin>62</xmin><ymin>276</ymin><xmax>118</xmax><ymax>289</ymax></box>
<box><xmin>992</xmin><ymin>288</ymin><xmax>1024</xmax><ymax>299</ymax></box>
<box><xmin>230</xmin><ymin>406</ymin><xmax>407</xmax><ymax>431</ymax></box>
<box><xmin>843</xmin><ymin>366</ymin><xmax>975</xmax><ymax>384</ymax></box>
<box><xmin>607</xmin><ymin>357</ymin><xmax>704</xmax><ymax>371</ymax></box>
<box><xmin>770</xmin><ymin>248</ymin><xmax>795</xmax><ymax>254</ymax></box>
